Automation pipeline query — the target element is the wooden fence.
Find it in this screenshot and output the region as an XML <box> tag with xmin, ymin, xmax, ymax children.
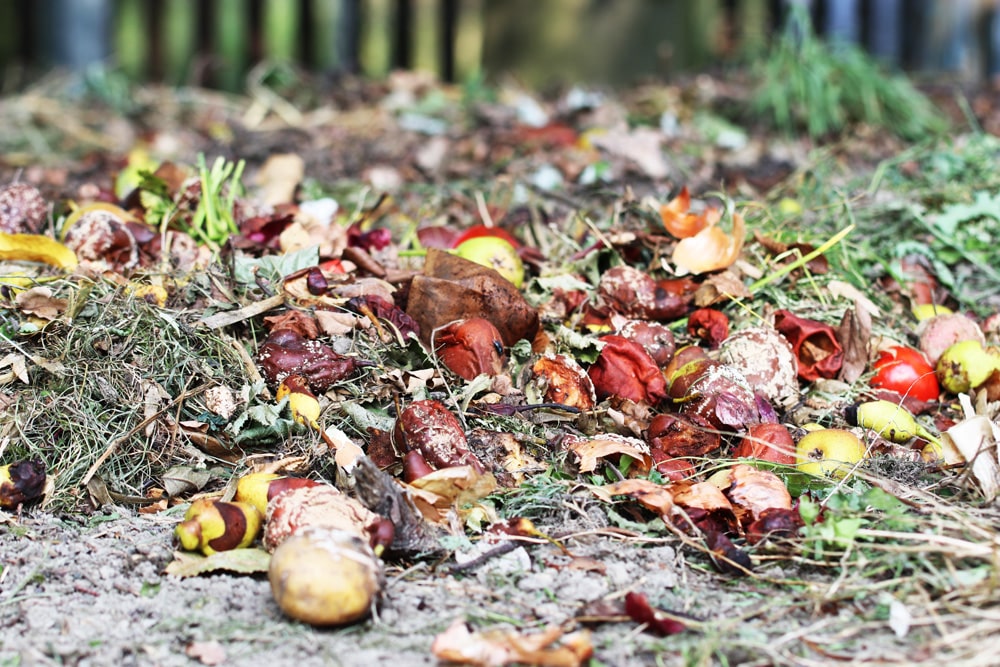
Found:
<box><xmin>2</xmin><ymin>0</ymin><xmax>1000</xmax><ymax>91</ymax></box>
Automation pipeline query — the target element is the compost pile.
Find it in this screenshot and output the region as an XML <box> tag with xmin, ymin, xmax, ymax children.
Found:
<box><xmin>1</xmin><ymin>69</ymin><xmax>1000</xmax><ymax>667</ymax></box>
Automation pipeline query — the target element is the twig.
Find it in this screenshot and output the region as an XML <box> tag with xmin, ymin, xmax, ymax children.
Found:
<box><xmin>197</xmin><ymin>293</ymin><xmax>285</xmax><ymax>329</ymax></box>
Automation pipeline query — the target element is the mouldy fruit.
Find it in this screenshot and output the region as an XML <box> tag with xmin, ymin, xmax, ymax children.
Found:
<box><xmin>597</xmin><ymin>265</ymin><xmax>691</xmax><ymax>321</ymax></box>
<box><xmin>528</xmin><ymin>353</ymin><xmax>596</xmax><ymax>410</ymax></box>
<box><xmin>63</xmin><ymin>209</ymin><xmax>139</xmax><ymax>274</ymax></box>
<box><xmin>452</xmin><ymin>236</ymin><xmax>524</xmax><ymax>288</ymax></box>
<box><xmin>870</xmin><ymin>345</ymin><xmax>939</xmax><ymax>402</ymax></box>
<box><xmin>174</xmin><ymin>498</ymin><xmax>262</xmax><ymax>556</ymax></box>
<box><xmin>935</xmin><ymin>340</ymin><xmax>998</xmax><ymax>394</ymax></box>
<box><xmin>269</xmin><ymin>527</ymin><xmax>383</xmax><ymax>626</ymax></box>
<box><xmin>719</xmin><ymin>327</ymin><xmax>799</xmax><ymax>406</ymax></box>
<box><xmin>617</xmin><ymin>319</ymin><xmax>675</xmax><ymax>367</ymax></box>
<box><xmin>393</xmin><ymin>399</ymin><xmax>485</xmax><ymax>472</ymax></box>
<box><xmin>0</xmin><ymin>183</ymin><xmax>48</xmax><ymax>234</ymax></box>
<box><xmin>795</xmin><ymin>429</ymin><xmax>865</xmax><ymax>478</ymax></box>
<box><xmin>647</xmin><ymin>412</ymin><xmax>721</xmax><ymax>458</ymax></box>
<box><xmin>435</xmin><ymin>318</ymin><xmax>506</xmax><ymax>380</ymax></box>
<box><xmin>0</xmin><ymin>458</ymin><xmax>46</xmax><ymax>510</ymax></box>
<box><xmin>263</xmin><ymin>484</ymin><xmax>390</xmax><ymax>553</ymax></box>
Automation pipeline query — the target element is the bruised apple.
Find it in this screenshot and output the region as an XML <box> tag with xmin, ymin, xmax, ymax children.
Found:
<box><xmin>795</xmin><ymin>429</ymin><xmax>865</xmax><ymax>478</ymax></box>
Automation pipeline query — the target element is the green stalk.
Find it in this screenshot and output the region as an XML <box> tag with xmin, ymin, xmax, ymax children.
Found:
<box><xmin>215</xmin><ymin>0</ymin><xmax>249</xmax><ymax>91</ymax></box>
<box><xmin>749</xmin><ymin>224</ymin><xmax>855</xmax><ymax>293</ymax></box>
<box><xmin>263</xmin><ymin>0</ymin><xmax>299</xmax><ymax>62</ymax></box>
<box><xmin>162</xmin><ymin>0</ymin><xmax>196</xmax><ymax>84</ymax></box>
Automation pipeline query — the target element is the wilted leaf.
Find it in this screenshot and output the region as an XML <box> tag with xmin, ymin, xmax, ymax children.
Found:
<box><xmin>165</xmin><ymin>547</ymin><xmax>270</xmax><ymax>577</ymax></box>
<box><xmin>431</xmin><ymin>619</ymin><xmax>593</xmax><ymax>667</ymax></box>
<box><xmin>669</xmin><ymin>480</ymin><xmax>734</xmax><ymax>516</ymax></box>
<box><xmin>941</xmin><ymin>394</ymin><xmax>1000</xmax><ymax>501</ymax></box>
<box><xmin>0</xmin><ymin>353</ymin><xmax>28</xmax><ymax>384</ymax></box>
<box><xmin>161</xmin><ymin>465</ymin><xmax>214</xmax><ymax>498</ymax></box>
<box><xmin>594</xmin><ymin>478</ymin><xmax>674</xmax><ymax>518</ymax></box>
<box><xmin>14</xmin><ymin>287</ymin><xmax>67</xmax><ymax>320</ymax></box>
<box><xmin>725</xmin><ymin>463</ymin><xmax>792</xmax><ymax>524</ymax></box>
<box><xmin>255</xmin><ymin>153</ymin><xmax>305</xmax><ymax>206</ymax></box>
<box><xmin>773</xmin><ymin>309</ymin><xmax>843</xmax><ymax>381</ymax></box>
<box><xmin>566</xmin><ymin>434</ymin><xmax>653</xmax><ymax>473</ymax></box>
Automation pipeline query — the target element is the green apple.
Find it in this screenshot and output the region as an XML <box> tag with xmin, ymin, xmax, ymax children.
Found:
<box><xmin>935</xmin><ymin>340</ymin><xmax>997</xmax><ymax>394</ymax></box>
<box><xmin>453</xmin><ymin>236</ymin><xmax>524</xmax><ymax>288</ymax></box>
<box><xmin>795</xmin><ymin>429</ymin><xmax>865</xmax><ymax>478</ymax></box>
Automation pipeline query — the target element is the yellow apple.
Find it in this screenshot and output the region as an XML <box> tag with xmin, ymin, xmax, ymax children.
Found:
<box><xmin>795</xmin><ymin>429</ymin><xmax>865</xmax><ymax>478</ymax></box>
<box><xmin>453</xmin><ymin>236</ymin><xmax>524</xmax><ymax>288</ymax></box>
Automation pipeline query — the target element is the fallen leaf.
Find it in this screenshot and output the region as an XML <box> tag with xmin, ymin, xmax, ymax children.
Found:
<box><xmin>594</xmin><ymin>478</ymin><xmax>674</xmax><ymax>518</ymax></box>
<box><xmin>836</xmin><ymin>301</ymin><xmax>872</xmax><ymax>384</ymax></box>
<box><xmin>941</xmin><ymin>394</ymin><xmax>1000</xmax><ymax>501</ymax></box>
<box><xmin>0</xmin><ymin>353</ymin><xmax>28</xmax><ymax>384</ymax></box>
<box><xmin>256</xmin><ymin>153</ymin><xmax>305</xmax><ymax>206</ymax></box>
<box><xmin>431</xmin><ymin>619</ymin><xmax>592</xmax><ymax>667</ymax></box>
<box><xmin>623</xmin><ymin>592</ymin><xmax>688</xmax><ymax>636</ymax></box>
<box><xmin>725</xmin><ymin>463</ymin><xmax>792</xmax><ymax>524</ymax></box>
<box><xmin>566</xmin><ymin>434</ymin><xmax>653</xmax><ymax>473</ymax></box>
<box><xmin>14</xmin><ymin>286</ymin><xmax>67</xmax><ymax>320</ymax></box>
<box><xmin>165</xmin><ymin>548</ymin><xmax>270</xmax><ymax>577</ymax></box>
<box><xmin>185</xmin><ymin>640</ymin><xmax>227</xmax><ymax>666</ymax></box>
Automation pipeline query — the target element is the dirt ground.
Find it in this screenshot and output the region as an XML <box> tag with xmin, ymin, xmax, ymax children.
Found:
<box><xmin>1</xmin><ymin>505</ymin><xmax>937</xmax><ymax>667</ymax></box>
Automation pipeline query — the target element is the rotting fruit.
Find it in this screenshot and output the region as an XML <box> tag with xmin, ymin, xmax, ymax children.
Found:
<box><xmin>174</xmin><ymin>498</ymin><xmax>263</xmax><ymax>556</ymax></box>
<box><xmin>795</xmin><ymin>429</ymin><xmax>866</xmax><ymax>478</ymax></box>
<box><xmin>269</xmin><ymin>528</ymin><xmax>383</xmax><ymax>626</ymax></box>
<box><xmin>935</xmin><ymin>340</ymin><xmax>998</xmax><ymax>394</ymax></box>
<box><xmin>452</xmin><ymin>236</ymin><xmax>524</xmax><ymax>288</ymax></box>
<box><xmin>870</xmin><ymin>345</ymin><xmax>939</xmax><ymax>402</ymax></box>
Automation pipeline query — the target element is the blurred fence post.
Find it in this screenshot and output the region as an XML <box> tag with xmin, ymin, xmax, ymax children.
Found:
<box><xmin>824</xmin><ymin>0</ymin><xmax>859</xmax><ymax>45</ymax></box>
<box><xmin>868</xmin><ymin>0</ymin><xmax>902</xmax><ymax>66</ymax></box>
<box><xmin>40</xmin><ymin>0</ymin><xmax>111</xmax><ymax>71</ymax></box>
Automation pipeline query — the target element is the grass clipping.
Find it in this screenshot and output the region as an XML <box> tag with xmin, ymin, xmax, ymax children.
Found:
<box><xmin>0</xmin><ymin>280</ymin><xmax>258</xmax><ymax>510</ymax></box>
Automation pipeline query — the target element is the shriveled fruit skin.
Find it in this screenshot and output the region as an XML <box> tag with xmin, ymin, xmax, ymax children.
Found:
<box><xmin>268</xmin><ymin>528</ymin><xmax>383</xmax><ymax>626</ymax></box>
<box><xmin>263</xmin><ymin>484</ymin><xmax>382</xmax><ymax>552</ymax></box>
<box><xmin>393</xmin><ymin>399</ymin><xmax>484</xmax><ymax>473</ymax></box>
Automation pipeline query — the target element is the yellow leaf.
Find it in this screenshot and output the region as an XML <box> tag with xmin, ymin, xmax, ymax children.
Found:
<box><xmin>0</xmin><ymin>232</ymin><xmax>78</xmax><ymax>270</ymax></box>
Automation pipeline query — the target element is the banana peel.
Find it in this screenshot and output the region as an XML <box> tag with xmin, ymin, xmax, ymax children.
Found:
<box><xmin>0</xmin><ymin>232</ymin><xmax>77</xmax><ymax>270</ymax></box>
<box><xmin>175</xmin><ymin>498</ymin><xmax>263</xmax><ymax>556</ymax></box>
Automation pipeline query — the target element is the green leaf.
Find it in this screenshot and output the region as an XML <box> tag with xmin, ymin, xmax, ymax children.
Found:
<box><xmin>165</xmin><ymin>548</ymin><xmax>270</xmax><ymax>578</ymax></box>
<box><xmin>931</xmin><ymin>191</ymin><xmax>1000</xmax><ymax>236</ymax></box>
<box><xmin>232</xmin><ymin>245</ymin><xmax>320</xmax><ymax>287</ymax></box>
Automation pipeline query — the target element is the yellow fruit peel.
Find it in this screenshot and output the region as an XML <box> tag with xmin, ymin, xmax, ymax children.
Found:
<box><xmin>0</xmin><ymin>233</ymin><xmax>78</xmax><ymax>270</ymax></box>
